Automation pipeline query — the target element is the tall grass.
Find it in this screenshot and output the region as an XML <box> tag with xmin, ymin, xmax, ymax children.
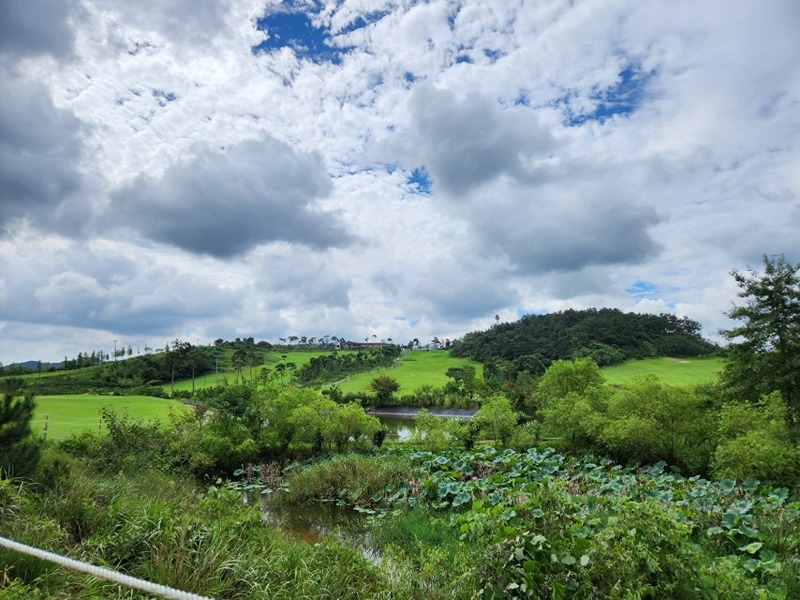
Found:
<box><xmin>0</xmin><ymin>456</ymin><xmax>404</xmax><ymax>599</ymax></box>
<box><xmin>280</xmin><ymin>454</ymin><xmax>415</xmax><ymax>507</ymax></box>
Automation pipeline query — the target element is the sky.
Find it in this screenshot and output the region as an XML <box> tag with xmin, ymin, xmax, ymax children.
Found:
<box><xmin>1</xmin><ymin>0</ymin><xmax>799</xmax><ymax>365</ymax></box>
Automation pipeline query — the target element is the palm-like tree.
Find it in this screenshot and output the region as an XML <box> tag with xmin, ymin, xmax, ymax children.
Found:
<box><xmin>231</xmin><ymin>347</ymin><xmax>249</xmax><ymax>385</ymax></box>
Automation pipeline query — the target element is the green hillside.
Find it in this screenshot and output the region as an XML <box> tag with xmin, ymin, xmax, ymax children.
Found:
<box><xmin>334</xmin><ymin>350</ymin><xmax>480</xmax><ymax>396</ymax></box>
<box><xmin>451</xmin><ymin>308</ymin><xmax>718</xmax><ymax>371</ymax></box>
<box><xmin>31</xmin><ymin>395</ymin><xmax>189</xmax><ymax>441</ymax></box>
<box><xmin>601</xmin><ymin>356</ymin><xmax>725</xmax><ymax>386</ymax></box>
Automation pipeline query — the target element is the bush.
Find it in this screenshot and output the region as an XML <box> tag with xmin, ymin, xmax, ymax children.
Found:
<box><xmin>712</xmin><ymin>393</ymin><xmax>800</xmax><ymax>485</ymax></box>
<box><xmin>280</xmin><ymin>454</ymin><xmax>414</xmax><ymax>506</ymax></box>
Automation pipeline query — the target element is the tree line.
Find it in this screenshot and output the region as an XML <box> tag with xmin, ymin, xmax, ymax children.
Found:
<box><xmin>450</xmin><ymin>307</ymin><xmax>718</xmax><ymax>374</ymax></box>
<box><xmin>293</xmin><ymin>346</ymin><xmax>401</xmax><ymax>386</ymax></box>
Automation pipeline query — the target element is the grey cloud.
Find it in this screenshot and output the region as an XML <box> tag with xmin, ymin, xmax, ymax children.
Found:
<box><xmin>254</xmin><ymin>252</ymin><xmax>351</xmax><ymax>309</ymax></box>
<box><xmin>461</xmin><ymin>173</ymin><xmax>665</xmax><ymax>276</ymax></box>
<box><xmin>408</xmin><ymin>261</ymin><xmax>520</xmax><ymax>321</ymax></box>
<box><xmin>0</xmin><ymin>248</ymin><xmax>241</xmax><ymax>336</ymax></box>
<box><xmin>406</xmin><ymin>84</ymin><xmax>555</xmax><ymax>195</ymax></box>
<box><xmin>109</xmin><ymin>138</ymin><xmax>354</xmax><ymax>258</ymax></box>
<box><xmin>0</xmin><ymin>73</ymin><xmax>88</xmax><ymax>234</ymax></box>
<box><xmin>0</xmin><ymin>0</ymin><xmax>77</xmax><ymax>58</ymax></box>
<box><xmin>101</xmin><ymin>0</ymin><xmax>228</xmax><ymax>46</ymax></box>
<box><xmin>538</xmin><ymin>267</ymin><xmax>619</xmax><ymax>299</ymax></box>
<box><xmin>396</xmin><ymin>84</ymin><xmax>661</xmax><ymax>273</ymax></box>
<box><xmin>493</xmin><ymin>197</ymin><xmax>662</xmax><ymax>273</ymax></box>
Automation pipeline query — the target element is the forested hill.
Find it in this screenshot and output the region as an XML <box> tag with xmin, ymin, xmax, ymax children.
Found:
<box><xmin>449</xmin><ymin>308</ymin><xmax>718</xmax><ymax>369</ymax></box>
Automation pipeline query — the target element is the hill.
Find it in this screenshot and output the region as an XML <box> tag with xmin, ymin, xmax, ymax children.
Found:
<box><xmin>334</xmin><ymin>350</ymin><xmax>481</xmax><ymax>396</ymax></box>
<box><xmin>450</xmin><ymin>308</ymin><xmax>718</xmax><ymax>375</ymax></box>
<box><xmin>600</xmin><ymin>356</ymin><xmax>725</xmax><ymax>386</ymax></box>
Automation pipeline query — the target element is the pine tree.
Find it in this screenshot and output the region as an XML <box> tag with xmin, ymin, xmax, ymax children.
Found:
<box><xmin>720</xmin><ymin>254</ymin><xmax>800</xmax><ymax>435</ymax></box>
<box><xmin>0</xmin><ymin>379</ymin><xmax>42</xmax><ymax>479</ymax></box>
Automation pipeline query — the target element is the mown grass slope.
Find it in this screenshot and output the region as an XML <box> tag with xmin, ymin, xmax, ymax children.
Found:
<box><xmin>31</xmin><ymin>395</ymin><xmax>189</xmax><ymax>441</ymax></box>
<box><xmin>600</xmin><ymin>356</ymin><xmax>725</xmax><ymax>386</ymax></box>
<box><xmin>335</xmin><ymin>350</ymin><xmax>481</xmax><ymax>396</ymax></box>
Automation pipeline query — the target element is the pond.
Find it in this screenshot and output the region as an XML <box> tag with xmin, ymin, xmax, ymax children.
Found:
<box><xmin>261</xmin><ymin>501</ymin><xmax>365</xmax><ymax>544</ymax></box>
<box><xmin>367</xmin><ymin>407</ymin><xmax>476</xmax><ymax>441</ymax></box>
<box><xmin>259</xmin><ymin>409</ymin><xmax>476</xmax><ymax>545</ymax></box>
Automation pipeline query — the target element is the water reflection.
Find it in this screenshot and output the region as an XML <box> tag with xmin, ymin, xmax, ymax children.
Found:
<box><xmin>260</xmin><ymin>409</ymin><xmax>475</xmax><ymax>550</ymax></box>
<box><xmin>369</xmin><ymin>408</ymin><xmax>476</xmax><ymax>442</ymax></box>
<box><xmin>262</xmin><ymin>502</ymin><xmax>364</xmax><ymax>544</ymax></box>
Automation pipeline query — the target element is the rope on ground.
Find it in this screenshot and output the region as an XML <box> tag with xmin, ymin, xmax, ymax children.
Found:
<box><xmin>0</xmin><ymin>535</ymin><xmax>213</xmax><ymax>600</ymax></box>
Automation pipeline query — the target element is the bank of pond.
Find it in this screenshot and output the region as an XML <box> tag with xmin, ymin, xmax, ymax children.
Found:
<box><xmin>2</xmin><ymin>443</ymin><xmax>798</xmax><ymax>599</ymax></box>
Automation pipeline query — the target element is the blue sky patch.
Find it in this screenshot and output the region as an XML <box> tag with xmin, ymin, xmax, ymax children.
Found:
<box><xmin>483</xmin><ymin>48</ymin><xmax>504</xmax><ymax>62</ymax></box>
<box><xmin>151</xmin><ymin>89</ymin><xmax>177</xmax><ymax>106</ymax></box>
<box><xmin>563</xmin><ymin>65</ymin><xmax>654</xmax><ymax>126</ymax></box>
<box><xmin>337</xmin><ymin>10</ymin><xmax>391</xmax><ymax>34</ymax></box>
<box><xmin>625</xmin><ymin>279</ymin><xmax>664</xmax><ymax>300</ymax></box>
<box><xmin>252</xmin><ymin>8</ymin><xmax>350</xmax><ymax>63</ymax></box>
<box><xmin>407</xmin><ymin>167</ymin><xmax>432</xmax><ymax>194</ymax></box>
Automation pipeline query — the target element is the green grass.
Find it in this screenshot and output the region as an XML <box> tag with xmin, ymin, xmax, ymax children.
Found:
<box><xmin>600</xmin><ymin>356</ymin><xmax>725</xmax><ymax>386</ymax></box>
<box><xmin>335</xmin><ymin>350</ymin><xmax>481</xmax><ymax>396</ymax></box>
<box><xmin>168</xmin><ymin>352</ymin><xmax>723</xmax><ymax>395</ymax></box>
<box><xmin>168</xmin><ymin>350</ymin><xmax>479</xmax><ymax>395</ymax></box>
<box><xmin>167</xmin><ymin>350</ymin><xmax>363</xmax><ymax>391</ymax></box>
<box><xmin>31</xmin><ymin>395</ymin><xmax>190</xmax><ymax>441</ymax></box>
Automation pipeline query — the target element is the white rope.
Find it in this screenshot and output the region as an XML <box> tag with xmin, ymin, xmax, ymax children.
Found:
<box><xmin>0</xmin><ymin>535</ymin><xmax>214</xmax><ymax>600</ymax></box>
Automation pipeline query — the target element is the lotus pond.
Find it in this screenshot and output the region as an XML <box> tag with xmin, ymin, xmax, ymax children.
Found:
<box><xmin>253</xmin><ymin>446</ymin><xmax>799</xmax><ymax>599</ymax></box>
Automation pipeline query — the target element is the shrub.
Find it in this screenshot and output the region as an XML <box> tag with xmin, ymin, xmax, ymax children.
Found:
<box><xmin>712</xmin><ymin>393</ymin><xmax>800</xmax><ymax>485</ymax></box>
<box><xmin>280</xmin><ymin>454</ymin><xmax>414</xmax><ymax>506</ymax></box>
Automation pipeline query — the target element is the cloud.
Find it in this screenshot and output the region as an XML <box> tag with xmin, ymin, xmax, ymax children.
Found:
<box><xmin>1</xmin><ymin>0</ymin><xmax>798</xmax><ymax>364</ymax></box>
<box><xmin>392</xmin><ymin>84</ymin><xmax>662</xmax><ymax>274</ymax></box>
<box><xmin>401</xmin><ymin>83</ymin><xmax>556</xmax><ymax>195</ymax></box>
<box><xmin>474</xmin><ymin>180</ymin><xmax>663</xmax><ymax>273</ymax></box>
<box><xmin>0</xmin><ymin>0</ymin><xmax>77</xmax><ymax>58</ymax></box>
<box><xmin>108</xmin><ymin>137</ymin><xmax>353</xmax><ymax>257</ymax></box>
<box><xmin>0</xmin><ymin>71</ymin><xmax>90</xmax><ymax>235</ymax></box>
<box><xmin>0</xmin><ymin>236</ymin><xmax>242</xmax><ymax>336</ymax></box>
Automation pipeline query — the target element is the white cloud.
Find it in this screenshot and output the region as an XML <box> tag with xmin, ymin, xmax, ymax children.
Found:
<box><xmin>1</xmin><ymin>0</ymin><xmax>798</xmax><ymax>363</ymax></box>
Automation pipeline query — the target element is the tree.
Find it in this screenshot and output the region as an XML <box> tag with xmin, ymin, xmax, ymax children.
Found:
<box><xmin>720</xmin><ymin>254</ymin><xmax>800</xmax><ymax>433</ymax></box>
<box><xmin>600</xmin><ymin>377</ymin><xmax>714</xmax><ymax>473</ymax></box>
<box><xmin>473</xmin><ymin>395</ymin><xmax>517</xmax><ymax>446</ymax></box>
<box><xmin>231</xmin><ymin>347</ymin><xmax>249</xmax><ymax>385</ymax></box>
<box><xmin>369</xmin><ymin>375</ymin><xmax>400</xmax><ymax>405</ymax></box>
<box><xmin>711</xmin><ymin>393</ymin><xmax>799</xmax><ymax>484</ymax></box>
<box><xmin>0</xmin><ymin>379</ymin><xmax>42</xmax><ymax>479</ymax></box>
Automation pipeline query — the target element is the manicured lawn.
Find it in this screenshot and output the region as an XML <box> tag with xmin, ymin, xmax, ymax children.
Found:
<box><xmin>600</xmin><ymin>356</ymin><xmax>725</xmax><ymax>386</ymax></box>
<box><xmin>335</xmin><ymin>350</ymin><xmax>481</xmax><ymax>396</ymax></box>
<box><xmin>168</xmin><ymin>350</ymin><xmax>361</xmax><ymax>391</ymax></box>
<box><xmin>31</xmin><ymin>395</ymin><xmax>190</xmax><ymax>441</ymax></box>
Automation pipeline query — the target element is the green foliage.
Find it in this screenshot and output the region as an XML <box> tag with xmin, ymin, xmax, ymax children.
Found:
<box><xmin>368</xmin><ymin>374</ymin><xmax>401</xmax><ymax>405</ymax></box>
<box><xmin>15</xmin><ymin>342</ymin><xmax>217</xmax><ymax>396</ymax></box>
<box><xmin>0</xmin><ymin>379</ymin><xmax>42</xmax><ymax>479</ymax></box>
<box><xmin>368</xmin><ymin>508</ymin><xmax>480</xmax><ymax>598</ymax></box>
<box><xmin>720</xmin><ymin>254</ymin><xmax>800</xmax><ymax>433</ymax></box>
<box><xmin>451</xmin><ymin>308</ymin><xmax>718</xmax><ymax>369</ymax></box>
<box><xmin>538</xmin><ymin>362</ymin><xmax>718</xmax><ymax>475</ymax></box>
<box><xmin>473</xmin><ymin>395</ymin><xmax>517</xmax><ymax>447</ymax></box>
<box><xmin>279</xmin><ymin>453</ymin><xmax>415</xmax><ymax>507</ymax></box>
<box><xmin>375</xmin><ymin>446</ymin><xmax>800</xmax><ymax>599</ymax></box>
<box><xmin>538</xmin><ymin>359</ymin><xmax>609</xmax><ymax>449</ymax></box>
<box><xmin>294</xmin><ymin>347</ymin><xmax>401</xmax><ymax>386</ymax></box>
<box><xmin>712</xmin><ymin>393</ymin><xmax>800</xmax><ymax>484</ymax></box>
<box><xmin>410</xmin><ymin>409</ymin><xmax>456</xmax><ymax>451</ymax></box>
<box><xmin>601</xmin><ymin>376</ymin><xmax>715</xmax><ymax>473</ymax></box>
<box><xmin>0</xmin><ymin>457</ymin><xmax>396</xmax><ymax>599</ymax></box>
